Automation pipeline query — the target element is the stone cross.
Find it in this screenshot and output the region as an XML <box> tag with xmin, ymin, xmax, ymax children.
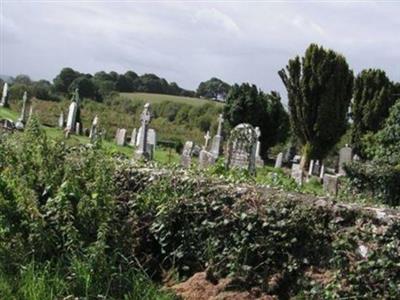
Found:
<box><xmin>254</xmin><ymin>127</ymin><xmax>264</xmax><ymax>167</ymax></box>
<box><xmin>135</xmin><ymin>103</ymin><xmax>152</xmax><ymax>159</ymax></box>
<box><xmin>0</xmin><ymin>83</ymin><xmax>9</xmax><ymax>107</ymax></box>
<box><xmin>204</xmin><ymin>131</ymin><xmax>211</xmax><ymax>149</ymax></box>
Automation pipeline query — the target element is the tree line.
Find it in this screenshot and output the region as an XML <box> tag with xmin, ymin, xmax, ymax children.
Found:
<box><xmin>0</xmin><ymin>69</ymin><xmax>231</xmax><ymax>102</ymax></box>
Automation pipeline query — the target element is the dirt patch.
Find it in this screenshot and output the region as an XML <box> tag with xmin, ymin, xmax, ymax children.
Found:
<box><xmin>170</xmin><ymin>272</ymin><xmax>275</xmax><ymax>300</ymax></box>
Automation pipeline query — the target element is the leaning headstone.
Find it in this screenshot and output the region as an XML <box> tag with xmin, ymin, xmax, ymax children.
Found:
<box><xmin>0</xmin><ymin>83</ymin><xmax>9</xmax><ymax>107</ymax></box>
<box><xmin>135</xmin><ymin>103</ymin><xmax>152</xmax><ymax>160</ymax></box>
<box><xmin>116</xmin><ymin>128</ymin><xmax>127</xmax><ymax>146</ymax></box>
<box><xmin>58</xmin><ymin>112</ymin><xmax>65</xmax><ymax>128</ymax></box>
<box><xmin>66</xmin><ymin>101</ymin><xmax>78</xmax><ymax>132</ymax></box>
<box><xmin>291</xmin><ymin>163</ymin><xmax>303</xmax><ymax>185</ymax></box>
<box><xmin>339</xmin><ymin>145</ymin><xmax>353</xmax><ymax>174</ymax></box>
<box><xmin>180</xmin><ymin>141</ymin><xmax>194</xmax><ymax>168</ymax></box>
<box><xmin>274</xmin><ymin>152</ymin><xmax>283</xmax><ymax>168</ymax></box>
<box><xmin>226</xmin><ymin>123</ymin><xmax>257</xmax><ymax>175</ymax></box>
<box><xmin>254</xmin><ymin>127</ymin><xmax>264</xmax><ymax>167</ymax></box>
<box><xmin>129</xmin><ymin>128</ymin><xmax>137</xmax><ymax>146</ymax></box>
<box><xmin>210</xmin><ymin>114</ymin><xmax>224</xmax><ymax>158</ymax></box>
<box><xmin>319</xmin><ymin>164</ymin><xmax>325</xmax><ymax>180</ymax></box>
<box><xmin>323</xmin><ymin>174</ymin><xmax>339</xmax><ymax>196</ymax></box>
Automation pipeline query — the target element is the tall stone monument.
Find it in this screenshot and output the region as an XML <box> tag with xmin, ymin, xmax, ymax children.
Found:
<box><xmin>66</xmin><ymin>88</ymin><xmax>80</xmax><ymax>133</ymax></box>
<box><xmin>254</xmin><ymin>127</ymin><xmax>264</xmax><ymax>167</ymax></box>
<box><xmin>135</xmin><ymin>103</ymin><xmax>152</xmax><ymax>160</ymax></box>
<box><xmin>0</xmin><ymin>83</ymin><xmax>9</xmax><ymax>107</ymax></box>
<box><xmin>89</xmin><ymin>115</ymin><xmax>99</xmax><ymax>141</ymax></box>
<box><xmin>210</xmin><ymin>114</ymin><xmax>223</xmax><ymax>158</ymax></box>
<box><xmin>16</xmin><ymin>91</ymin><xmax>29</xmax><ymax>129</ymax></box>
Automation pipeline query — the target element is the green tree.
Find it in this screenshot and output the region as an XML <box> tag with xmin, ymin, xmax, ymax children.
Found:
<box><xmin>351</xmin><ymin>69</ymin><xmax>394</xmax><ymax>154</ymax></box>
<box><xmin>278</xmin><ymin>44</ymin><xmax>353</xmax><ymax>165</ymax></box>
<box><xmin>14</xmin><ymin>74</ymin><xmax>32</xmax><ymax>85</ymax></box>
<box><xmin>224</xmin><ymin>83</ymin><xmax>289</xmax><ymax>158</ymax></box>
<box><xmin>32</xmin><ymin>80</ymin><xmax>53</xmax><ymax>100</ymax></box>
<box><xmin>53</xmin><ymin>67</ymin><xmax>81</xmax><ymax>93</ymax></box>
<box><xmin>115</xmin><ymin>74</ymin><xmax>134</xmax><ymax>92</ymax></box>
<box><xmin>69</xmin><ymin>76</ymin><xmax>98</xmax><ymax>100</ymax></box>
<box><xmin>197</xmin><ymin>77</ymin><xmax>230</xmax><ymax>100</ymax></box>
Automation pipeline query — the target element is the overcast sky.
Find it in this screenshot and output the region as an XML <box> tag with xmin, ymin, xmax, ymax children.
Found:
<box><xmin>1</xmin><ymin>0</ymin><xmax>399</xmax><ymax>99</ymax></box>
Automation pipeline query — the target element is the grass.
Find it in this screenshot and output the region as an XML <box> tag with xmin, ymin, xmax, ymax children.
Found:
<box><xmin>0</xmin><ymin>106</ymin><xmax>180</xmax><ymax>164</ymax></box>
<box><xmin>121</xmin><ymin>92</ymin><xmax>223</xmax><ymax>107</ymax></box>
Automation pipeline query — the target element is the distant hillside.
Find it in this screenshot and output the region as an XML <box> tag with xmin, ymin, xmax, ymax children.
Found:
<box><xmin>120</xmin><ymin>92</ymin><xmax>224</xmax><ymax>107</ymax></box>
<box><xmin>0</xmin><ymin>75</ymin><xmax>14</xmax><ymax>83</ymax></box>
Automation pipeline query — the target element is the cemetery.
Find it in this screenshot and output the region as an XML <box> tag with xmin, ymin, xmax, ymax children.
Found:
<box><xmin>1</xmin><ymin>3</ymin><xmax>400</xmax><ymax>299</ymax></box>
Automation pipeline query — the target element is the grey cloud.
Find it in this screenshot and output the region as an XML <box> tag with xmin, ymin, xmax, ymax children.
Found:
<box><xmin>1</xmin><ymin>1</ymin><xmax>399</xmax><ymax>101</ymax></box>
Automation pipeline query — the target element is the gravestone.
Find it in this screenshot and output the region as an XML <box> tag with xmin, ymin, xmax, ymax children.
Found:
<box><xmin>274</xmin><ymin>152</ymin><xmax>283</xmax><ymax>168</ymax></box>
<box><xmin>291</xmin><ymin>163</ymin><xmax>303</xmax><ymax>185</ymax></box>
<box><xmin>129</xmin><ymin>128</ymin><xmax>137</xmax><ymax>146</ymax></box>
<box><xmin>199</xmin><ymin>149</ymin><xmax>216</xmax><ymax>169</ymax></box>
<box><xmin>226</xmin><ymin>123</ymin><xmax>257</xmax><ymax>175</ymax></box>
<box><xmin>58</xmin><ymin>112</ymin><xmax>64</xmax><ymax>128</ymax></box>
<box><xmin>180</xmin><ymin>141</ymin><xmax>194</xmax><ymax>168</ymax></box>
<box><xmin>319</xmin><ymin>164</ymin><xmax>325</xmax><ymax>180</ymax></box>
<box><xmin>254</xmin><ymin>127</ymin><xmax>264</xmax><ymax>167</ymax></box>
<box><xmin>89</xmin><ymin>115</ymin><xmax>98</xmax><ymax>141</ymax></box>
<box><xmin>0</xmin><ymin>83</ymin><xmax>9</xmax><ymax>107</ymax></box>
<box><xmin>65</xmin><ymin>88</ymin><xmax>80</xmax><ymax>133</ymax></box>
<box><xmin>135</xmin><ymin>103</ymin><xmax>152</xmax><ymax>160</ymax></box>
<box><xmin>16</xmin><ymin>91</ymin><xmax>29</xmax><ymax>129</ymax></box>
<box><xmin>0</xmin><ymin>119</ymin><xmax>15</xmax><ymax>131</ymax></box>
<box><xmin>323</xmin><ymin>174</ymin><xmax>339</xmax><ymax>196</ymax></box>
<box><xmin>339</xmin><ymin>145</ymin><xmax>353</xmax><ymax>174</ymax></box>
<box><xmin>210</xmin><ymin>114</ymin><xmax>223</xmax><ymax>158</ymax></box>
<box><xmin>75</xmin><ymin>122</ymin><xmax>81</xmax><ymax>135</ymax></box>
<box><xmin>308</xmin><ymin>160</ymin><xmax>315</xmax><ymax>176</ymax></box>
<box><xmin>115</xmin><ymin>128</ymin><xmax>127</xmax><ymax>146</ymax></box>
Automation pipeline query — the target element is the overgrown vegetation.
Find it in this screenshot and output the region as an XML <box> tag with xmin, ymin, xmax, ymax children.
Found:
<box><xmin>2</xmin><ymin>121</ymin><xmax>400</xmax><ymax>299</ymax></box>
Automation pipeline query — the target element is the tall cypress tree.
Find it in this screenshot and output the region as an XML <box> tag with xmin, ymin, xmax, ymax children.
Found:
<box><xmin>279</xmin><ymin>44</ymin><xmax>353</xmax><ymax>166</ymax></box>
<box><xmin>351</xmin><ymin>69</ymin><xmax>394</xmax><ymax>154</ymax></box>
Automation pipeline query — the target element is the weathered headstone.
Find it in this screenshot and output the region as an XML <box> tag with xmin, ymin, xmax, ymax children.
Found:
<box><xmin>89</xmin><ymin>115</ymin><xmax>98</xmax><ymax>141</ymax></box>
<box><xmin>58</xmin><ymin>112</ymin><xmax>64</xmax><ymax>128</ymax></box>
<box><xmin>274</xmin><ymin>152</ymin><xmax>283</xmax><ymax>168</ymax></box>
<box><xmin>16</xmin><ymin>91</ymin><xmax>29</xmax><ymax>129</ymax></box>
<box><xmin>226</xmin><ymin>123</ymin><xmax>257</xmax><ymax>175</ymax></box>
<box><xmin>116</xmin><ymin>128</ymin><xmax>127</xmax><ymax>146</ymax></box>
<box><xmin>254</xmin><ymin>127</ymin><xmax>264</xmax><ymax>167</ymax></box>
<box><xmin>319</xmin><ymin>164</ymin><xmax>325</xmax><ymax>180</ymax></box>
<box><xmin>210</xmin><ymin>114</ymin><xmax>223</xmax><ymax>158</ymax></box>
<box><xmin>180</xmin><ymin>141</ymin><xmax>194</xmax><ymax>168</ymax></box>
<box><xmin>339</xmin><ymin>145</ymin><xmax>353</xmax><ymax>174</ymax></box>
<box><xmin>0</xmin><ymin>119</ymin><xmax>15</xmax><ymax>131</ymax></box>
<box><xmin>0</xmin><ymin>83</ymin><xmax>9</xmax><ymax>107</ymax></box>
<box><xmin>323</xmin><ymin>174</ymin><xmax>339</xmax><ymax>196</ymax></box>
<box><xmin>199</xmin><ymin>149</ymin><xmax>216</xmax><ymax>169</ymax></box>
<box><xmin>135</xmin><ymin>103</ymin><xmax>152</xmax><ymax>160</ymax></box>
<box><xmin>291</xmin><ymin>163</ymin><xmax>303</xmax><ymax>185</ymax></box>
<box><xmin>308</xmin><ymin>160</ymin><xmax>315</xmax><ymax>176</ymax></box>
<box><xmin>129</xmin><ymin>128</ymin><xmax>137</xmax><ymax>146</ymax></box>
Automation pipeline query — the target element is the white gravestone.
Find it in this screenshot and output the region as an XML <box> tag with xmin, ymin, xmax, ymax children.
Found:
<box><xmin>129</xmin><ymin>128</ymin><xmax>137</xmax><ymax>146</ymax></box>
<box><xmin>66</xmin><ymin>102</ymin><xmax>78</xmax><ymax>132</ymax></box>
<box><xmin>0</xmin><ymin>83</ymin><xmax>9</xmax><ymax>107</ymax></box>
<box><xmin>135</xmin><ymin>103</ymin><xmax>152</xmax><ymax>160</ymax></box>
<box><xmin>116</xmin><ymin>128</ymin><xmax>127</xmax><ymax>146</ymax></box>
<box><xmin>291</xmin><ymin>163</ymin><xmax>303</xmax><ymax>185</ymax></box>
<box><xmin>181</xmin><ymin>141</ymin><xmax>194</xmax><ymax>168</ymax></box>
<box><xmin>254</xmin><ymin>127</ymin><xmax>264</xmax><ymax>167</ymax></box>
<box><xmin>58</xmin><ymin>112</ymin><xmax>64</xmax><ymax>128</ymax></box>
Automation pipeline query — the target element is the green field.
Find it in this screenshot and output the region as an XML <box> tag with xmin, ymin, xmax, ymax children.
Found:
<box><xmin>120</xmin><ymin>92</ymin><xmax>224</xmax><ymax>107</ymax></box>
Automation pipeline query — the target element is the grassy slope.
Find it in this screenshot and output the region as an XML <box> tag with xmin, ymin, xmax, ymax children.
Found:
<box><xmin>0</xmin><ymin>106</ymin><xmax>180</xmax><ymax>163</ymax></box>
<box><xmin>121</xmin><ymin>92</ymin><xmax>223</xmax><ymax>107</ymax></box>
